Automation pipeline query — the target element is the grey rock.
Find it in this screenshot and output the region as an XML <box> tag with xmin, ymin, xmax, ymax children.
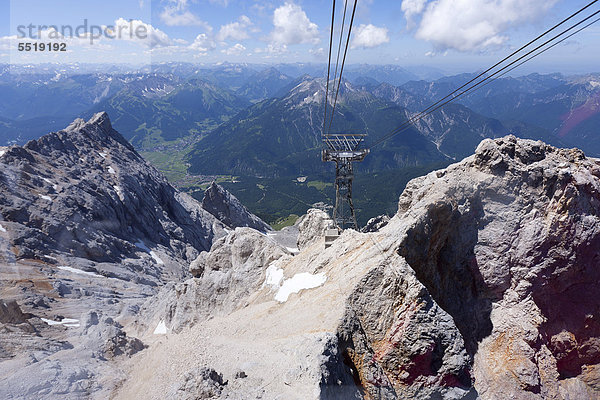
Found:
<box><xmin>234</xmin><ymin>370</ymin><xmax>247</xmax><ymax>379</ymax></box>
<box><xmin>202</xmin><ymin>182</ymin><xmax>271</xmax><ymax>233</ymax></box>
<box><xmin>174</xmin><ymin>367</ymin><xmax>227</xmax><ymax>400</ymax></box>
<box><xmin>296</xmin><ymin>208</ymin><xmax>334</xmax><ymax>250</ymax></box>
<box><xmin>361</xmin><ymin>214</ymin><xmax>390</xmax><ymax>233</ymax></box>
<box><xmin>82</xmin><ymin>311</ymin><xmax>146</xmax><ymax>360</ymax></box>
<box><xmin>146</xmin><ymin>227</ymin><xmax>290</xmax><ymax>333</ymax></box>
<box><xmin>0</xmin><ymin>299</ymin><xmax>31</xmax><ymax>324</ymax></box>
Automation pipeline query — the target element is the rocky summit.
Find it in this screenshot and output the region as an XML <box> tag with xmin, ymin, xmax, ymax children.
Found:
<box><xmin>0</xmin><ymin>113</ymin><xmax>272</xmax><ymax>399</ymax></box>
<box><xmin>114</xmin><ymin>136</ymin><xmax>600</xmax><ymax>400</ymax></box>
<box><xmin>202</xmin><ymin>181</ymin><xmax>272</xmax><ymax>233</ymax></box>
<box><xmin>1</xmin><ymin>117</ymin><xmax>599</xmax><ymax>399</ymax></box>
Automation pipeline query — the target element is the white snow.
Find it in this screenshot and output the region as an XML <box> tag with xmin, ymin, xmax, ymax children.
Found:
<box><xmin>53</xmin><ymin>184</ymin><xmax>58</xmax><ymax>191</ymax></box>
<box><xmin>98</xmin><ymin>152</ymin><xmax>107</xmax><ymax>159</ymax></box>
<box><xmin>265</xmin><ymin>264</ymin><xmax>284</xmax><ymax>287</ymax></box>
<box><xmin>275</xmin><ymin>272</ymin><xmax>327</xmax><ymax>302</ymax></box>
<box><xmin>58</xmin><ymin>266</ymin><xmax>103</xmax><ymax>278</ymax></box>
<box><xmin>590</xmin><ymin>80</ymin><xmax>600</xmax><ymax>88</ymax></box>
<box><xmin>39</xmin><ymin>194</ymin><xmax>52</xmax><ymax>201</ymax></box>
<box><xmin>42</xmin><ymin>177</ymin><xmax>52</xmax><ymax>184</ymax></box>
<box><xmin>297</xmin><ymin>176</ymin><xmax>307</xmax><ymax>183</ymax></box>
<box><xmin>0</xmin><ymin>223</ymin><xmax>5</xmax><ymax>233</ymax></box>
<box><xmin>108</xmin><ymin>166</ymin><xmax>116</xmax><ymax>175</ymax></box>
<box><xmin>0</xmin><ymin>150</ymin><xmax>5</xmax><ymax>157</ymax></box>
<box><xmin>41</xmin><ymin>317</ymin><xmax>80</xmax><ymax>328</ymax></box>
<box><xmin>286</xmin><ymin>247</ymin><xmax>300</xmax><ymax>254</ymax></box>
<box><xmin>150</xmin><ymin>251</ymin><xmax>165</xmax><ymax>265</ymax></box>
<box><xmin>153</xmin><ymin>320</ymin><xmax>167</xmax><ymax>334</ymax></box>
<box><xmin>135</xmin><ymin>240</ymin><xmax>164</xmax><ymax>265</ymax></box>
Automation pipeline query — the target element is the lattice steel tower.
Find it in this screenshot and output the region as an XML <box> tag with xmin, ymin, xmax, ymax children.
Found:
<box><xmin>322</xmin><ymin>134</ymin><xmax>369</xmax><ymax>230</ymax></box>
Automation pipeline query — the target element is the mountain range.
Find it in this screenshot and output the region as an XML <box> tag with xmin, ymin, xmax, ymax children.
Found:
<box><xmin>1</xmin><ymin>63</ymin><xmax>599</xmax><ymax>225</ymax></box>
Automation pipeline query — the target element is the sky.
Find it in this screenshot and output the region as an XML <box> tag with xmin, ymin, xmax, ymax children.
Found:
<box><xmin>0</xmin><ymin>0</ymin><xmax>599</xmax><ymax>74</ymax></box>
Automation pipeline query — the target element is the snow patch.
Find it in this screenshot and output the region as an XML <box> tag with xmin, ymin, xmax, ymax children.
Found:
<box><xmin>265</xmin><ymin>264</ymin><xmax>284</xmax><ymax>287</ymax></box>
<box><xmin>590</xmin><ymin>80</ymin><xmax>600</xmax><ymax>88</ymax></box>
<box><xmin>286</xmin><ymin>247</ymin><xmax>300</xmax><ymax>254</ymax></box>
<box><xmin>108</xmin><ymin>166</ymin><xmax>116</xmax><ymax>175</ymax></box>
<box><xmin>42</xmin><ymin>177</ymin><xmax>52</xmax><ymax>184</ymax></box>
<box><xmin>41</xmin><ymin>317</ymin><xmax>80</xmax><ymax>328</ymax></box>
<box><xmin>58</xmin><ymin>266</ymin><xmax>103</xmax><ymax>278</ymax></box>
<box><xmin>98</xmin><ymin>152</ymin><xmax>107</xmax><ymax>159</ymax></box>
<box><xmin>0</xmin><ymin>150</ymin><xmax>5</xmax><ymax>157</ymax></box>
<box><xmin>275</xmin><ymin>272</ymin><xmax>327</xmax><ymax>302</ymax></box>
<box><xmin>39</xmin><ymin>194</ymin><xmax>52</xmax><ymax>201</ymax></box>
<box><xmin>150</xmin><ymin>251</ymin><xmax>164</xmax><ymax>265</ymax></box>
<box><xmin>153</xmin><ymin>320</ymin><xmax>167</xmax><ymax>334</ymax></box>
<box><xmin>0</xmin><ymin>223</ymin><xmax>5</xmax><ymax>233</ymax></box>
<box><xmin>135</xmin><ymin>240</ymin><xmax>165</xmax><ymax>265</ymax></box>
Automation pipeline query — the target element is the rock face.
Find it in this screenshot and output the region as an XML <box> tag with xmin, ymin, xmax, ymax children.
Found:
<box><xmin>0</xmin><ymin>112</ymin><xmax>227</xmax><ymax>281</ymax></box>
<box><xmin>394</xmin><ymin>136</ymin><xmax>600</xmax><ymax>399</ymax></box>
<box><xmin>116</xmin><ymin>136</ymin><xmax>600</xmax><ymax>400</ymax></box>
<box><xmin>202</xmin><ymin>182</ymin><xmax>272</xmax><ymax>233</ymax></box>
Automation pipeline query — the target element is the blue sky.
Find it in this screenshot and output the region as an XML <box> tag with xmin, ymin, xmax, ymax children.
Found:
<box><xmin>1</xmin><ymin>0</ymin><xmax>599</xmax><ymax>74</ymax></box>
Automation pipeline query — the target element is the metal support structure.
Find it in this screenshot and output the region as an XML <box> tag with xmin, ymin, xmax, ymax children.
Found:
<box><xmin>322</xmin><ymin>134</ymin><xmax>369</xmax><ymax>230</ymax></box>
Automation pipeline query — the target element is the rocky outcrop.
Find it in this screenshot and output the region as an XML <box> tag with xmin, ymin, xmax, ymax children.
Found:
<box><xmin>390</xmin><ymin>136</ymin><xmax>600</xmax><ymax>399</ymax></box>
<box><xmin>202</xmin><ymin>182</ymin><xmax>271</xmax><ymax>233</ymax></box>
<box><xmin>146</xmin><ymin>227</ymin><xmax>291</xmax><ymax>333</ymax></box>
<box><xmin>296</xmin><ymin>208</ymin><xmax>334</xmax><ymax>250</ymax></box>
<box><xmin>361</xmin><ymin>214</ymin><xmax>390</xmax><ymax>233</ymax></box>
<box><xmin>0</xmin><ymin>300</ymin><xmax>31</xmax><ymax>324</ymax></box>
<box><xmin>172</xmin><ymin>367</ymin><xmax>227</xmax><ymax>400</ymax></box>
<box><xmin>116</xmin><ymin>136</ymin><xmax>600</xmax><ymax>400</ymax></box>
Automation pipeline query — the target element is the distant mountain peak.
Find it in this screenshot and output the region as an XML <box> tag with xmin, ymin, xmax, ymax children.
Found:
<box><xmin>65</xmin><ymin>111</ymin><xmax>111</xmax><ymax>132</ymax></box>
<box><xmin>202</xmin><ymin>181</ymin><xmax>271</xmax><ymax>233</ymax></box>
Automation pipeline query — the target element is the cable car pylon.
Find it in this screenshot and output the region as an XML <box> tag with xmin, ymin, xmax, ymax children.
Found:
<box><xmin>322</xmin><ymin>133</ymin><xmax>369</xmax><ymax>230</ymax></box>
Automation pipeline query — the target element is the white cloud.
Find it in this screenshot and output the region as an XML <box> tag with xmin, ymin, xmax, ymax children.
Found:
<box><xmin>114</xmin><ymin>18</ymin><xmax>173</xmax><ymax>48</ymax></box>
<box><xmin>270</xmin><ymin>2</ymin><xmax>319</xmax><ymax>45</ymax></box>
<box><xmin>221</xmin><ymin>43</ymin><xmax>246</xmax><ymax>55</ymax></box>
<box><xmin>189</xmin><ymin>33</ymin><xmax>216</xmax><ymax>55</ymax></box>
<box><xmin>161</xmin><ymin>9</ymin><xmax>209</xmax><ymax>27</ymax></box>
<box><xmin>403</xmin><ymin>0</ymin><xmax>559</xmax><ymax>52</ymax></box>
<box><xmin>160</xmin><ymin>0</ymin><xmax>211</xmax><ymax>28</ymax></box>
<box><xmin>255</xmin><ymin>43</ymin><xmax>288</xmax><ymax>54</ymax></box>
<box><xmin>0</xmin><ymin>36</ymin><xmax>16</xmax><ymax>51</ymax></box>
<box><xmin>401</xmin><ymin>0</ymin><xmax>427</xmax><ymax>27</ymax></box>
<box><xmin>217</xmin><ymin>15</ymin><xmax>253</xmax><ymax>42</ymax></box>
<box><xmin>309</xmin><ymin>47</ymin><xmax>325</xmax><ymax>57</ymax></box>
<box><xmin>351</xmin><ymin>24</ymin><xmax>389</xmax><ymax>49</ymax></box>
